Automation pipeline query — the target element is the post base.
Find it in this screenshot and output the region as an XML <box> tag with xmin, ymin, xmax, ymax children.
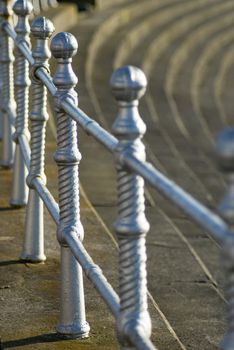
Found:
<box><xmin>10</xmin><ymin>199</ymin><xmax>27</xmax><ymax>208</ymax></box>
<box><xmin>20</xmin><ymin>253</ymin><xmax>46</xmax><ymax>263</ymax></box>
<box><xmin>56</xmin><ymin>321</ymin><xmax>90</xmax><ymax>339</ymax></box>
<box><xmin>0</xmin><ymin>159</ymin><xmax>13</xmax><ymax>169</ymax></box>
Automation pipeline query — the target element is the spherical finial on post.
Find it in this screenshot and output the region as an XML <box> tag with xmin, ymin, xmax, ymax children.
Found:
<box><xmin>13</xmin><ymin>0</ymin><xmax>33</xmax><ymax>17</ymax></box>
<box><xmin>51</xmin><ymin>32</ymin><xmax>78</xmax><ymax>60</ymax></box>
<box><xmin>110</xmin><ymin>65</ymin><xmax>147</xmax><ymax>103</ymax></box>
<box><xmin>216</xmin><ymin>127</ymin><xmax>234</xmax><ymax>225</ymax></box>
<box><xmin>111</xmin><ymin>65</ymin><xmax>147</xmax><ymax>142</ymax></box>
<box><xmin>51</xmin><ymin>32</ymin><xmax>78</xmax><ymax>90</ymax></box>
<box><xmin>31</xmin><ymin>16</ymin><xmax>54</xmax><ymax>40</ymax></box>
<box><xmin>31</xmin><ymin>16</ymin><xmax>54</xmax><ymax>69</ymax></box>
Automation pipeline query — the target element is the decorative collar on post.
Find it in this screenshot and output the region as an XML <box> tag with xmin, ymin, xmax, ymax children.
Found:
<box><xmin>216</xmin><ymin>127</ymin><xmax>234</xmax><ymax>350</ymax></box>
<box><xmin>51</xmin><ymin>32</ymin><xmax>78</xmax><ymax>93</ymax></box>
<box><xmin>111</xmin><ymin>65</ymin><xmax>147</xmax><ymax>143</ymax></box>
<box><xmin>31</xmin><ymin>16</ymin><xmax>54</xmax><ymax>71</ymax></box>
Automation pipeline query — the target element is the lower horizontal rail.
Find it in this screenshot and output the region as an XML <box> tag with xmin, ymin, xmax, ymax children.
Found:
<box><xmin>124</xmin><ymin>155</ymin><xmax>230</xmax><ymax>244</ymax></box>
<box><xmin>33</xmin><ymin>177</ymin><xmax>60</xmax><ymax>225</ymax></box>
<box><xmin>32</xmin><ymin>177</ymin><xmax>120</xmax><ymax>318</ymax></box>
<box><xmin>65</xmin><ymin>230</ymin><xmax>120</xmax><ymax>318</ymax></box>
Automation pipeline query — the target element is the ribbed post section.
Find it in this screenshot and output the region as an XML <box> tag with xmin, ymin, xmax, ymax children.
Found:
<box><xmin>111</xmin><ymin>66</ymin><xmax>152</xmax><ymax>349</ymax></box>
<box><xmin>51</xmin><ymin>32</ymin><xmax>90</xmax><ymax>338</ymax></box>
<box><xmin>10</xmin><ymin>0</ymin><xmax>32</xmax><ymax>206</ymax></box>
<box><xmin>0</xmin><ymin>0</ymin><xmax>16</xmax><ymax>168</ymax></box>
<box><xmin>20</xmin><ymin>16</ymin><xmax>54</xmax><ymax>263</ymax></box>
<box><xmin>216</xmin><ymin>127</ymin><xmax>234</xmax><ymax>350</ymax></box>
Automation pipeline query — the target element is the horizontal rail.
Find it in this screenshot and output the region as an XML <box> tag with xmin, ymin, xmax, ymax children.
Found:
<box><xmin>123</xmin><ymin>155</ymin><xmax>229</xmax><ymax>244</ymax></box>
<box><xmin>66</xmin><ymin>231</ymin><xmax>120</xmax><ymax>318</ymax></box>
<box><xmin>32</xmin><ymin>178</ymin><xmax>120</xmax><ymax>318</ymax></box>
<box><xmin>32</xmin><ymin>177</ymin><xmax>60</xmax><ymax>225</ymax></box>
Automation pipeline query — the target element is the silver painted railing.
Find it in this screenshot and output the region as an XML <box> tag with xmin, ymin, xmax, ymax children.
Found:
<box><xmin>0</xmin><ymin>0</ymin><xmax>234</xmax><ymax>349</ymax></box>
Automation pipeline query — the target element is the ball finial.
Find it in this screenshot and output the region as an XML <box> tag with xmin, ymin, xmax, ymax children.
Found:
<box><xmin>13</xmin><ymin>0</ymin><xmax>33</xmax><ymax>16</ymax></box>
<box><xmin>216</xmin><ymin>127</ymin><xmax>234</xmax><ymax>172</ymax></box>
<box><xmin>110</xmin><ymin>65</ymin><xmax>147</xmax><ymax>102</ymax></box>
<box><xmin>50</xmin><ymin>32</ymin><xmax>78</xmax><ymax>60</ymax></box>
<box><xmin>31</xmin><ymin>17</ymin><xmax>55</xmax><ymax>39</ymax></box>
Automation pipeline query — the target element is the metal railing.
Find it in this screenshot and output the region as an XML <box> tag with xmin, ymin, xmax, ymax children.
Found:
<box><xmin>0</xmin><ymin>0</ymin><xmax>234</xmax><ymax>349</ymax></box>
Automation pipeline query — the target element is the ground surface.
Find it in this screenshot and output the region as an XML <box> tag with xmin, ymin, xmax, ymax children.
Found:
<box><xmin>0</xmin><ymin>0</ymin><xmax>232</xmax><ymax>349</ymax></box>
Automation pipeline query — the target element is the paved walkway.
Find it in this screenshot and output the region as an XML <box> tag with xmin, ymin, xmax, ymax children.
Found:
<box><xmin>0</xmin><ymin>0</ymin><xmax>231</xmax><ymax>349</ymax></box>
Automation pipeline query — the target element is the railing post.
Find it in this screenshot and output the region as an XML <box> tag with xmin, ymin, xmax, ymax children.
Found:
<box><xmin>51</xmin><ymin>32</ymin><xmax>90</xmax><ymax>338</ymax></box>
<box><xmin>10</xmin><ymin>0</ymin><xmax>32</xmax><ymax>206</ymax></box>
<box><xmin>0</xmin><ymin>0</ymin><xmax>16</xmax><ymax>168</ymax></box>
<box><xmin>20</xmin><ymin>16</ymin><xmax>54</xmax><ymax>262</ymax></box>
<box><xmin>111</xmin><ymin>66</ymin><xmax>152</xmax><ymax>349</ymax></box>
<box><xmin>216</xmin><ymin>127</ymin><xmax>234</xmax><ymax>350</ymax></box>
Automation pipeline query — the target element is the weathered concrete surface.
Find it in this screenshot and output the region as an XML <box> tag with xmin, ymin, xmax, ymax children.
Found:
<box><xmin>0</xmin><ymin>0</ymin><xmax>231</xmax><ymax>349</ymax></box>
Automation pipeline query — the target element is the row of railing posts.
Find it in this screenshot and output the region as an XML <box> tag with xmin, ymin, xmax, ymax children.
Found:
<box><xmin>2</xmin><ymin>0</ymin><xmax>234</xmax><ymax>348</ymax></box>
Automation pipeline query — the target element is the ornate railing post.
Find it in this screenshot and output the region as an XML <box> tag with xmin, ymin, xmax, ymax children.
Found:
<box><xmin>10</xmin><ymin>0</ymin><xmax>32</xmax><ymax>206</ymax></box>
<box><xmin>111</xmin><ymin>66</ymin><xmax>152</xmax><ymax>349</ymax></box>
<box><xmin>20</xmin><ymin>16</ymin><xmax>54</xmax><ymax>262</ymax></box>
<box><xmin>0</xmin><ymin>0</ymin><xmax>16</xmax><ymax>167</ymax></box>
<box><xmin>216</xmin><ymin>128</ymin><xmax>234</xmax><ymax>350</ymax></box>
<box><xmin>51</xmin><ymin>32</ymin><xmax>90</xmax><ymax>338</ymax></box>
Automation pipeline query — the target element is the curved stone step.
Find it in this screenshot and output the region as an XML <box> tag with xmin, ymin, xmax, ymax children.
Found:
<box><xmin>215</xmin><ymin>45</ymin><xmax>234</xmax><ymax>126</ymax></box>
<box><xmin>214</xmin><ymin>46</ymin><xmax>234</xmax><ymax>125</ymax></box>
<box><xmin>165</xmin><ymin>9</ymin><xmax>234</xmax><ymax>143</ymax></box>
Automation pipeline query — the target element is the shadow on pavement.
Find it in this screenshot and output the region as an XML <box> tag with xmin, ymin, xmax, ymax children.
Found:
<box><xmin>2</xmin><ymin>333</ymin><xmax>67</xmax><ymax>348</ymax></box>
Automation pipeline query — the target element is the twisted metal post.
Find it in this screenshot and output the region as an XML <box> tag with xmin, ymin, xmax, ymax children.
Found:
<box><xmin>111</xmin><ymin>66</ymin><xmax>152</xmax><ymax>349</ymax></box>
<box><xmin>10</xmin><ymin>0</ymin><xmax>32</xmax><ymax>206</ymax></box>
<box><xmin>0</xmin><ymin>0</ymin><xmax>16</xmax><ymax>168</ymax></box>
<box><xmin>51</xmin><ymin>32</ymin><xmax>90</xmax><ymax>338</ymax></box>
<box><xmin>20</xmin><ymin>16</ymin><xmax>54</xmax><ymax>262</ymax></box>
<box><xmin>216</xmin><ymin>127</ymin><xmax>234</xmax><ymax>350</ymax></box>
